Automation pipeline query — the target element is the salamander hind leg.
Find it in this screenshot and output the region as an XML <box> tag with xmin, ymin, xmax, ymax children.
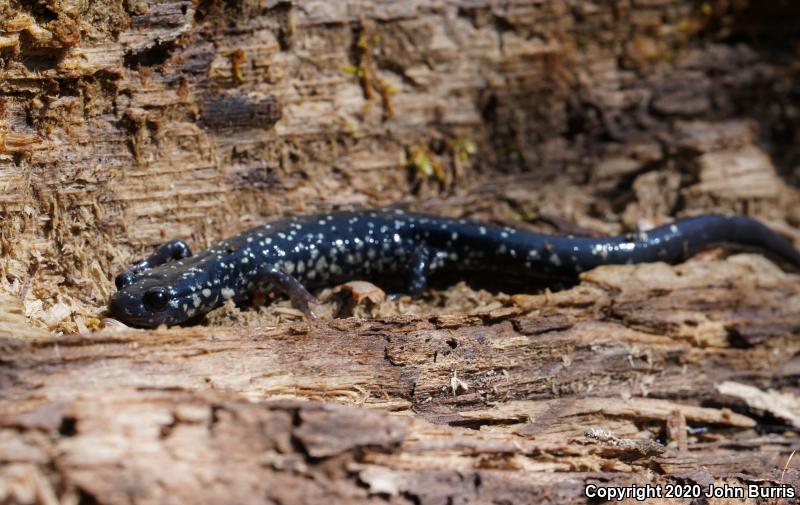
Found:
<box><xmin>254</xmin><ymin>263</ymin><xmax>320</xmax><ymax>320</ymax></box>
<box><xmin>115</xmin><ymin>240</ymin><xmax>194</xmax><ymax>289</ymax></box>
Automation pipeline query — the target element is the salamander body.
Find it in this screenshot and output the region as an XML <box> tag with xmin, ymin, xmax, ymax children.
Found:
<box><xmin>109</xmin><ymin>211</ymin><xmax>800</xmax><ymax>327</ymax></box>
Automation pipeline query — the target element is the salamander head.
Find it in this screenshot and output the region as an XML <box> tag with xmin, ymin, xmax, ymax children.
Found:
<box><xmin>109</xmin><ymin>268</ymin><xmax>216</xmax><ymax>328</ymax></box>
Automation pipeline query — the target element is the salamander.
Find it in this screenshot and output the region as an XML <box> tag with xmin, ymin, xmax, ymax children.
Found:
<box><xmin>109</xmin><ymin>210</ymin><xmax>800</xmax><ymax>328</ymax></box>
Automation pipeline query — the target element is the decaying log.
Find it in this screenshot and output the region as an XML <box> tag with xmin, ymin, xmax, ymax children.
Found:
<box><xmin>1</xmin><ymin>0</ymin><xmax>800</xmax><ymax>328</ymax></box>
<box><xmin>2</xmin><ymin>0</ymin><xmax>800</xmax><ymax>503</ymax></box>
<box><xmin>3</xmin><ymin>256</ymin><xmax>800</xmax><ymax>503</ymax></box>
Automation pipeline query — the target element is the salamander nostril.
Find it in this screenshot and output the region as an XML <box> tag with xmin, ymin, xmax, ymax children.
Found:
<box><xmin>115</xmin><ymin>271</ymin><xmax>137</xmax><ymax>290</ymax></box>
<box><xmin>143</xmin><ymin>288</ymin><xmax>169</xmax><ymax>311</ymax></box>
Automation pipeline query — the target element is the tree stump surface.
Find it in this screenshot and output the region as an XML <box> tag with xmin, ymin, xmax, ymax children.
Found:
<box><xmin>1</xmin><ymin>0</ymin><xmax>800</xmax><ymax>503</ymax></box>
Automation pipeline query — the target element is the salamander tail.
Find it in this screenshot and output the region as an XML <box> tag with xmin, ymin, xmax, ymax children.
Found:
<box><xmin>653</xmin><ymin>215</ymin><xmax>800</xmax><ymax>270</ymax></box>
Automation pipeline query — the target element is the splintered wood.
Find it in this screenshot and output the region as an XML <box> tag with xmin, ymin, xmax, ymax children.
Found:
<box><xmin>2</xmin><ymin>256</ymin><xmax>800</xmax><ymax>503</ymax></box>
<box><xmin>2</xmin><ymin>0</ymin><xmax>800</xmax><ymax>503</ymax></box>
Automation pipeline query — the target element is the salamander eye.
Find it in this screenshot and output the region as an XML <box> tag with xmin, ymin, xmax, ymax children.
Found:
<box><xmin>115</xmin><ymin>271</ymin><xmax>137</xmax><ymax>290</ymax></box>
<box><xmin>143</xmin><ymin>288</ymin><xmax>169</xmax><ymax>311</ymax></box>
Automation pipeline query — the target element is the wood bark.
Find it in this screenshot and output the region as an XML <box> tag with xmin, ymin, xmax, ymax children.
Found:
<box><xmin>3</xmin><ymin>256</ymin><xmax>800</xmax><ymax>503</ymax></box>
<box><xmin>1</xmin><ymin>0</ymin><xmax>800</xmax><ymax>503</ymax></box>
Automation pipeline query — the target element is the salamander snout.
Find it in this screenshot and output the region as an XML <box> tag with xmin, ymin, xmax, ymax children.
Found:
<box><xmin>108</xmin><ymin>290</ymin><xmax>147</xmax><ymax>326</ymax></box>
<box><xmin>108</xmin><ymin>286</ymin><xmax>182</xmax><ymax>328</ymax></box>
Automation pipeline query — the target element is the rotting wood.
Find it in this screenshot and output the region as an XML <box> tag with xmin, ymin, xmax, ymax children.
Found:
<box><xmin>2</xmin><ymin>257</ymin><xmax>800</xmax><ymax>503</ymax></box>
<box><xmin>1</xmin><ymin>0</ymin><xmax>799</xmax><ymax>329</ymax></box>
<box><xmin>1</xmin><ymin>0</ymin><xmax>800</xmax><ymax>503</ymax></box>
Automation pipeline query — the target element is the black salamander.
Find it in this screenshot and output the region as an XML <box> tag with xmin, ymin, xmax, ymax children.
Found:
<box><xmin>109</xmin><ymin>211</ymin><xmax>800</xmax><ymax>327</ymax></box>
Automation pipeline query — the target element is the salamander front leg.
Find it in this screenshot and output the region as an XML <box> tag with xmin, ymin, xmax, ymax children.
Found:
<box><xmin>255</xmin><ymin>263</ymin><xmax>320</xmax><ymax>320</ymax></box>
<box><xmin>115</xmin><ymin>240</ymin><xmax>193</xmax><ymax>289</ymax></box>
<box><xmin>131</xmin><ymin>240</ymin><xmax>193</xmax><ymax>272</ymax></box>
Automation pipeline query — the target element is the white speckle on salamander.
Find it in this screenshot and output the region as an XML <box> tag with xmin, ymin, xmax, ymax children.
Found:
<box><xmin>549</xmin><ymin>253</ymin><xmax>562</xmax><ymax>266</ymax></box>
<box><xmin>591</xmin><ymin>244</ymin><xmax>609</xmax><ymax>259</ymax></box>
<box><xmin>451</xmin><ymin>232</ymin><xmax>458</xmax><ymax>241</ymax></box>
<box><xmin>479</xmin><ymin>227</ymin><xmax>486</xmax><ymax>235</ymax></box>
<box><xmin>202</xmin><ymin>288</ymin><xmax>212</xmax><ymax>297</ymax></box>
<box><xmin>496</xmin><ymin>244</ymin><xmax>507</xmax><ymax>254</ymax></box>
<box><xmin>670</xmin><ymin>224</ymin><xmax>678</xmax><ymax>234</ymax></box>
<box><xmin>221</xmin><ymin>288</ymin><xmax>235</xmax><ymax>299</ymax></box>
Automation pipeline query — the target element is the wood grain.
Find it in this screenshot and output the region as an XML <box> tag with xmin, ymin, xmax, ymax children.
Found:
<box><xmin>1</xmin><ymin>1</ymin><xmax>800</xmax><ymax>503</ymax></box>
<box><xmin>2</xmin><ymin>256</ymin><xmax>800</xmax><ymax>503</ymax></box>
